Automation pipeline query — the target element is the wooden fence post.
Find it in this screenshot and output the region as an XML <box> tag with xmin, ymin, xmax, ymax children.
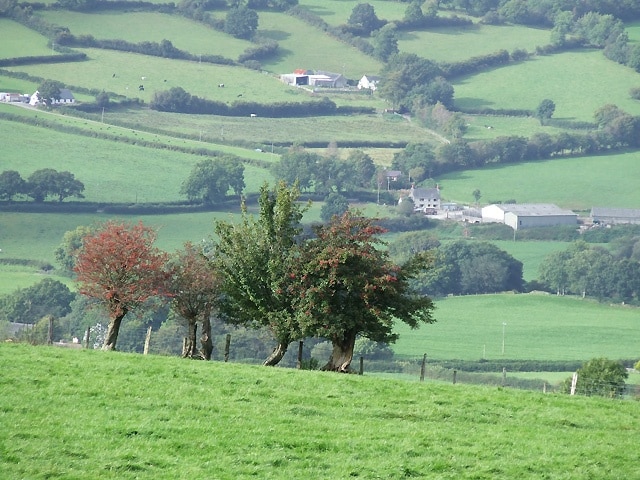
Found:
<box><xmin>297</xmin><ymin>340</ymin><xmax>303</xmax><ymax>369</ymax></box>
<box><xmin>143</xmin><ymin>326</ymin><xmax>152</xmax><ymax>355</ymax></box>
<box><xmin>420</xmin><ymin>353</ymin><xmax>427</xmax><ymax>382</ymax></box>
<box><xmin>453</xmin><ymin>369</ymin><xmax>457</xmax><ymax>384</ymax></box>
<box><xmin>502</xmin><ymin>367</ymin><xmax>507</xmax><ymax>387</ymax></box>
<box><xmin>47</xmin><ymin>316</ymin><xmax>54</xmax><ymax>345</ymax></box>
<box><xmin>84</xmin><ymin>326</ymin><xmax>91</xmax><ymax>349</ymax></box>
<box><xmin>224</xmin><ymin>334</ymin><xmax>231</xmax><ymax>362</ymax></box>
<box><xmin>359</xmin><ymin>356</ymin><xmax>364</xmax><ymax>375</ymax></box>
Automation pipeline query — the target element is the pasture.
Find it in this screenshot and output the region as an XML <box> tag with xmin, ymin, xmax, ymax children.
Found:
<box><xmin>399</xmin><ymin>23</ymin><xmax>551</xmax><ymax>63</ymax></box>
<box><xmin>7</xmin><ymin>48</ymin><xmax>303</xmax><ymax>105</ymax></box>
<box><xmin>0</xmin><ymin>19</ymin><xmax>53</xmax><ymax>58</ymax></box>
<box><xmin>111</xmin><ymin>108</ymin><xmax>436</xmax><ymax>146</ymax></box>
<box><xmin>298</xmin><ymin>0</ymin><xmax>407</xmax><ymax>27</ymax></box>
<box><xmin>437</xmin><ymin>150</ymin><xmax>640</xmax><ymax>210</ymax></box>
<box><xmin>0</xmin><ymin>211</ymin><xmax>243</xmax><ymax>264</ymax></box>
<box><xmin>1</xmin><ymin>343</ymin><xmax>638</xmax><ymax>479</ymax></box>
<box><xmin>256</xmin><ymin>11</ymin><xmax>383</xmax><ymax>76</ymax></box>
<box><xmin>392</xmin><ymin>293</ymin><xmax>640</xmax><ymax>362</ymax></box>
<box><xmin>0</xmin><ymin>114</ymin><xmax>275</xmax><ymax>203</ymax></box>
<box><xmin>453</xmin><ymin>49</ymin><xmax>640</xmax><ymax>122</ymax></box>
<box><xmin>37</xmin><ymin>11</ymin><xmax>251</xmax><ymax>60</ymax></box>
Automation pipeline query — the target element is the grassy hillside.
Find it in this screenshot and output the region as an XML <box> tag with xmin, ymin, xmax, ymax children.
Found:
<box><xmin>399</xmin><ymin>23</ymin><xmax>551</xmax><ymax>62</ymax></box>
<box><xmin>1</xmin><ymin>343</ymin><xmax>638</xmax><ymax>479</ymax></box>
<box><xmin>437</xmin><ymin>150</ymin><xmax>640</xmax><ymax>210</ymax></box>
<box><xmin>392</xmin><ymin>294</ymin><xmax>640</xmax><ymax>361</ymax></box>
<box><xmin>37</xmin><ymin>11</ymin><xmax>251</xmax><ymax>59</ymax></box>
<box><xmin>0</xmin><ymin>19</ymin><xmax>53</xmax><ymax>57</ymax></box>
<box><xmin>453</xmin><ymin>49</ymin><xmax>640</xmax><ymax>121</ymax></box>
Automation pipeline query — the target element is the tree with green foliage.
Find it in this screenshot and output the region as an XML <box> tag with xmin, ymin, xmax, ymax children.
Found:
<box><xmin>74</xmin><ymin>221</ymin><xmax>169</xmax><ymax>350</ymax></box>
<box><xmin>403</xmin><ymin>1</ymin><xmax>424</xmax><ymax>25</ymax></box>
<box><xmin>378</xmin><ymin>53</ymin><xmax>443</xmax><ymax>111</ymax></box>
<box><xmin>392</xmin><ymin>143</ymin><xmax>436</xmax><ymax>184</ymax></box>
<box><xmin>535</xmin><ymin>99</ymin><xmax>556</xmax><ymax>125</ymax></box>
<box><xmin>415</xmin><ymin>240</ymin><xmax>523</xmax><ymax>296</ymax></box>
<box><xmin>271</xmin><ymin>148</ymin><xmax>320</xmax><ymax>192</ymax></box>
<box><xmin>372</xmin><ymin>24</ymin><xmax>398</xmax><ymax>61</ymax></box>
<box><xmin>55</xmin><ymin>225</ymin><xmax>95</xmax><ymax>271</ymax></box>
<box><xmin>348</xmin><ymin>3</ymin><xmax>383</xmax><ymax>35</ymax></box>
<box><xmin>212</xmin><ymin>181</ymin><xmax>309</xmax><ymax>366</ymax></box>
<box><xmin>347</xmin><ymin>150</ymin><xmax>376</xmax><ymax>188</ymax></box>
<box><xmin>562</xmin><ymin>358</ymin><xmax>628</xmax><ymax>397</ymax></box>
<box><xmin>180</xmin><ymin>157</ymin><xmax>244</xmax><ymax>204</ymax></box>
<box><xmin>397</xmin><ymin>197</ymin><xmax>414</xmax><ymax>217</ymax></box>
<box><xmin>0</xmin><ymin>170</ymin><xmax>26</xmax><ymax>200</ymax></box>
<box><xmin>0</xmin><ymin>278</ymin><xmax>75</xmax><ymax>324</ymax></box>
<box><xmin>225</xmin><ymin>5</ymin><xmax>259</xmax><ymax>39</ymax></box>
<box><xmin>290</xmin><ymin>211</ymin><xmax>436</xmax><ymax>372</ymax></box>
<box><xmin>25</xmin><ymin>169</ymin><xmax>85</xmax><ymax>202</ymax></box>
<box><xmin>166</xmin><ymin>242</ymin><xmax>221</xmax><ymax>360</ymax></box>
<box><xmin>320</xmin><ymin>192</ymin><xmax>349</xmax><ymax>222</ymax></box>
<box><xmin>36</xmin><ymin>80</ymin><xmax>64</xmax><ymax>105</ymax></box>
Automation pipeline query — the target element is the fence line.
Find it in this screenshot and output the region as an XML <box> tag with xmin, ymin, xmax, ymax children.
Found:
<box><xmin>2</xmin><ymin>319</ymin><xmax>638</xmax><ymax>399</ymax></box>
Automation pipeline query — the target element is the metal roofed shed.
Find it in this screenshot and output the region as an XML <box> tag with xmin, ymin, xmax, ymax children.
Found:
<box><xmin>481</xmin><ymin>204</ymin><xmax>577</xmax><ymax>230</ymax></box>
<box><xmin>591</xmin><ymin>207</ymin><xmax>640</xmax><ymax>225</ymax></box>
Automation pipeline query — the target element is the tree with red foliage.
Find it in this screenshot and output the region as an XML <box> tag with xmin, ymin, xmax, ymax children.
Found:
<box><xmin>291</xmin><ymin>211</ymin><xmax>436</xmax><ymax>372</ymax></box>
<box><xmin>74</xmin><ymin>221</ymin><xmax>169</xmax><ymax>350</ymax></box>
<box><xmin>166</xmin><ymin>242</ymin><xmax>221</xmax><ymax>360</ymax></box>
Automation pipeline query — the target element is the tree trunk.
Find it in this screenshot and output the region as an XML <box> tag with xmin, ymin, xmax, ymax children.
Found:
<box><xmin>200</xmin><ymin>316</ymin><xmax>213</xmax><ymax>360</ymax></box>
<box><xmin>263</xmin><ymin>341</ymin><xmax>289</xmax><ymax>366</ymax></box>
<box><xmin>102</xmin><ymin>310</ymin><xmax>127</xmax><ymax>351</ymax></box>
<box><xmin>182</xmin><ymin>319</ymin><xmax>198</xmax><ymax>359</ymax></box>
<box><xmin>321</xmin><ymin>331</ymin><xmax>357</xmax><ymax>372</ymax></box>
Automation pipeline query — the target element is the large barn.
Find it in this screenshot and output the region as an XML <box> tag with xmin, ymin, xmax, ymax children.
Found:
<box><xmin>481</xmin><ymin>204</ymin><xmax>577</xmax><ymax>230</ymax></box>
<box><xmin>591</xmin><ymin>207</ymin><xmax>640</xmax><ymax>225</ymax></box>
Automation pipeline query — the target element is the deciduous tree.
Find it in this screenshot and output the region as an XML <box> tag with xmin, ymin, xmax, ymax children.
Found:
<box><xmin>291</xmin><ymin>211</ymin><xmax>436</xmax><ymax>372</ymax></box>
<box><xmin>225</xmin><ymin>5</ymin><xmax>259</xmax><ymax>39</ymax></box>
<box><xmin>74</xmin><ymin>221</ymin><xmax>169</xmax><ymax>350</ymax></box>
<box><xmin>212</xmin><ymin>181</ymin><xmax>308</xmax><ymax>366</ymax></box>
<box><xmin>180</xmin><ymin>157</ymin><xmax>245</xmax><ymax>204</ymax></box>
<box><xmin>167</xmin><ymin>242</ymin><xmax>221</xmax><ymax>360</ymax></box>
<box><xmin>55</xmin><ymin>225</ymin><xmax>95</xmax><ymax>271</ymax></box>
<box><xmin>0</xmin><ymin>170</ymin><xmax>26</xmax><ymax>200</ymax></box>
<box><xmin>0</xmin><ymin>278</ymin><xmax>75</xmax><ymax>324</ymax></box>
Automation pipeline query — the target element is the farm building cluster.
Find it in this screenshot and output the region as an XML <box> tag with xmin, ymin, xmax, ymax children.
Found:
<box><xmin>280</xmin><ymin>69</ymin><xmax>381</xmax><ymax>92</ymax></box>
<box><xmin>1</xmin><ymin>89</ymin><xmax>75</xmax><ymax>105</ymax></box>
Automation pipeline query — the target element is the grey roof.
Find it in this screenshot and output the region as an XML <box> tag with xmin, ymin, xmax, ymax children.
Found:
<box><xmin>591</xmin><ymin>207</ymin><xmax>640</xmax><ymax>219</ymax></box>
<box><xmin>59</xmin><ymin>88</ymin><xmax>74</xmax><ymax>100</ymax></box>
<box><xmin>410</xmin><ymin>187</ymin><xmax>440</xmax><ymax>199</ymax></box>
<box><xmin>494</xmin><ymin>204</ymin><xmax>576</xmax><ymax>217</ymax></box>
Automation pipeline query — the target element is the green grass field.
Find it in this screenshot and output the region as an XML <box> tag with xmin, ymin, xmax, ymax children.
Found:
<box><xmin>37</xmin><ymin>11</ymin><xmax>251</xmax><ymax>60</ymax></box>
<box><xmin>437</xmin><ymin>150</ymin><xmax>640</xmax><ymax>210</ymax></box>
<box><xmin>392</xmin><ymin>293</ymin><xmax>640</xmax><ymax>361</ymax></box>
<box><xmin>257</xmin><ymin>11</ymin><xmax>383</xmax><ymax>76</ymax></box>
<box><xmin>298</xmin><ymin>0</ymin><xmax>407</xmax><ymax>27</ymax></box>
<box><xmin>1</xmin><ymin>343</ymin><xmax>638</xmax><ymax>479</ymax></box>
<box><xmin>399</xmin><ymin>23</ymin><xmax>551</xmax><ymax>62</ymax></box>
<box><xmin>110</xmin><ymin>108</ymin><xmax>437</xmax><ymax>146</ymax></box>
<box><xmin>454</xmin><ymin>49</ymin><xmax>640</xmax><ymax>121</ymax></box>
<box><xmin>0</xmin><ymin>19</ymin><xmax>53</xmax><ymax>58</ymax></box>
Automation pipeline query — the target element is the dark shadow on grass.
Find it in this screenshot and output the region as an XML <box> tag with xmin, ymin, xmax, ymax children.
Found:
<box><xmin>259</xmin><ymin>29</ymin><xmax>291</xmax><ymax>41</ymax></box>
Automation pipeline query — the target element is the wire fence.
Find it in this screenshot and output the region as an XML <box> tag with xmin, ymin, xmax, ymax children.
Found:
<box><xmin>3</xmin><ymin>318</ymin><xmax>639</xmax><ymax>399</ymax></box>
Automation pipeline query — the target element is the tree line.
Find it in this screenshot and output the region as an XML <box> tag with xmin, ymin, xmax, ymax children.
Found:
<box><xmin>0</xmin><ymin>169</ymin><xmax>85</xmax><ymax>202</ymax></box>
<box><xmin>17</xmin><ymin>182</ymin><xmax>434</xmax><ymax>371</ymax></box>
<box><xmin>150</xmin><ymin>87</ymin><xmax>374</xmax><ymax>117</ymax></box>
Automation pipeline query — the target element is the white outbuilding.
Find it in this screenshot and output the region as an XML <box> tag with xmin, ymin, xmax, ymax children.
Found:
<box><xmin>481</xmin><ymin>204</ymin><xmax>577</xmax><ymax>230</ymax></box>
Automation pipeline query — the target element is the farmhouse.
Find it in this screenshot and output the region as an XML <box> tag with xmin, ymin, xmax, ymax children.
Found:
<box><xmin>481</xmin><ymin>204</ymin><xmax>577</xmax><ymax>230</ymax></box>
<box><xmin>280</xmin><ymin>70</ymin><xmax>347</xmax><ymax>88</ymax></box>
<box><xmin>591</xmin><ymin>207</ymin><xmax>640</xmax><ymax>225</ymax></box>
<box><xmin>357</xmin><ymin>75</ymin><xmax>381</xmax><ymax>91</ymax></box>
<box><xmin>29</xmin><ymin>88</ymin><xmax>75</xmax><ymax>106</ymax></box>
<box><xmin>408</xmin><ymin>185</ymin><xmax>441</xmax><ymax>212</ymax></box>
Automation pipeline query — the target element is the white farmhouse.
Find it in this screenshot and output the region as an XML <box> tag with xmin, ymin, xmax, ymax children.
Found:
<box><xmin>481</xmin><ymin>204</ymin><xmax>577</xmax><ymax>230</ymax></box>
<box><xmin>408</xmin><ymin>186</ymin><xmax>441</xmax><ymax>212</ymax></box>
<box><xmin>357</xmin><ymin>75</ymin><xmax>381</xmax><ymax>91</ymax></box>
<box><xmin>29</xmin><ymin>88</ymin><xmax>75</xmax><ymax>106</ymax></box>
